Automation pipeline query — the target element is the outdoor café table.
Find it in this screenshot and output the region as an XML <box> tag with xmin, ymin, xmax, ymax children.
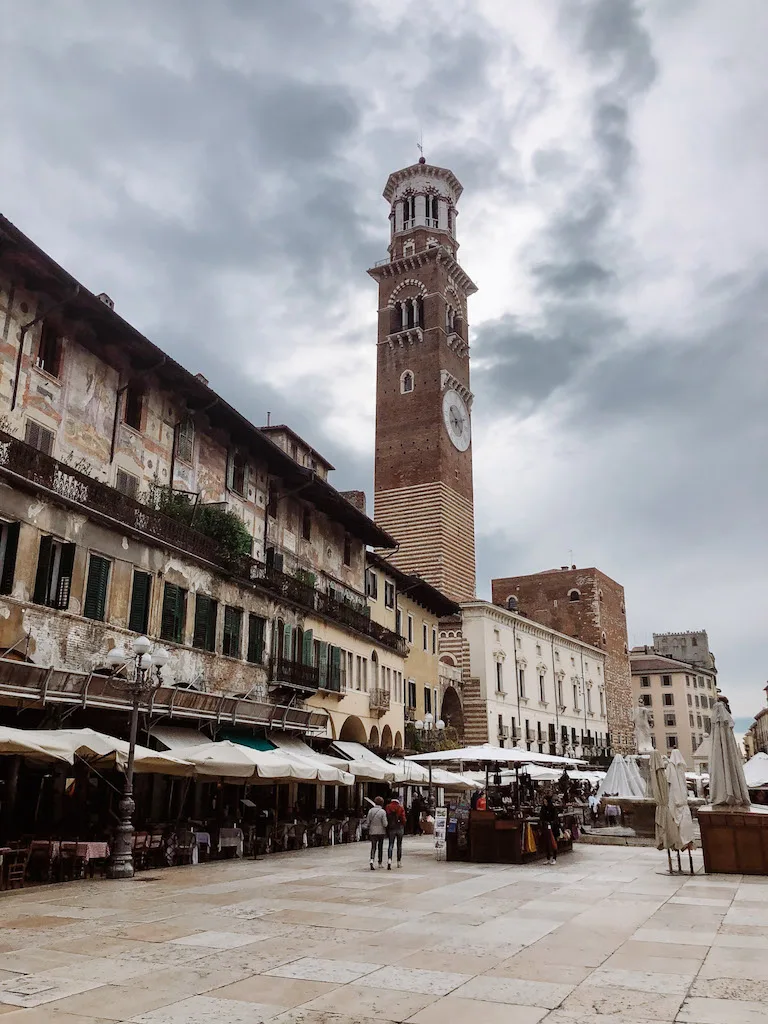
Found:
<box><xmin>60</xmin><ymin>841</ymin><xmax>110</xmax><ymax>877</ymax></box>
<box><xmin>218</xmin><ymin>828</ymin><xmax>243</xmax><ymax>858</ymax></box>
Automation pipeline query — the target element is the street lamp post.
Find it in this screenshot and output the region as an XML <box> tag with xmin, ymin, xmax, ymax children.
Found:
<box><xmin>414</xmin><ymin>712</ymin><xmax>445</xmax><ymax>804</ymax></box>
<box><xmin>105</xmin><ymin>636</ymin><xmax>169</xmax><ymax>880</ymax></box>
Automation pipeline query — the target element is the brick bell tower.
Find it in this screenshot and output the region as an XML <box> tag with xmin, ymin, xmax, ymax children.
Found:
<box><xmin>369</xmin><ymin>157</ymin><xmax>477</xmax><ymax>603</ymax></box>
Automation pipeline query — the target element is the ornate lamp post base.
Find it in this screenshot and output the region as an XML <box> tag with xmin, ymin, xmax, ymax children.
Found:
<box><xmin>107</xmin><ymin>794</ymin><xmax>136</xmax><ymax>879</ymax></box>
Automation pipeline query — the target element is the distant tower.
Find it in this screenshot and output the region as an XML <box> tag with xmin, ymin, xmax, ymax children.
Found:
<box><xmin>369</xmin><ymin>158</ymin><xmax>477</xmax><ymax>603</ymax></box>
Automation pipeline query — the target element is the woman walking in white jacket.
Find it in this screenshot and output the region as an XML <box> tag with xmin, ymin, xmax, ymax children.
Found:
<box><xmin>365</xmin><ymin>796</ymin><xmax>388</xmax><ymax>870</ymax></box>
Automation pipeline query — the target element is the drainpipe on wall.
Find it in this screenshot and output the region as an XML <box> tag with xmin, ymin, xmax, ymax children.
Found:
<box><xmin>551</xmin><ymin>636</ymin><xmax>560</xmax><ymax>754</ymax></box>
<box><xmin>11</xmin><ymin>286</ymin><xmax>80</xmax><ymax>411</ymax></box>
<box><xmin>511</xmin><ymin>615</ymin><xmax>520</xmax><ymax>747</ymax></box>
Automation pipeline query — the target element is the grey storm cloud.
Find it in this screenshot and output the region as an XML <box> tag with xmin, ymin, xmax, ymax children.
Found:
<box><xmin>1</xmin><ymin>0</ymin><xmax>766</xmax><ymax>715</ymax></box>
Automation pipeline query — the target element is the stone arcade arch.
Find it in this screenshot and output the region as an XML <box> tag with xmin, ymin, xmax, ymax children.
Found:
<box><xmin>440</xmin><ymin>685</ymin><xmax>464</xmax><ymax>736</ymax></box>
<box><xmin>394</xmin><ymin>731</ymin><xmax>403</xmax><ymax>749</ymax></box>
<box><xmin>381</xmin><ymin>725</ymin><xmax>393</xmax><ymax>750</ymax></box>
<box><xmin>369</xmin><ymin>725</ymin><xmax>380</xmax><ymax>746</ymax></box>
<box><xmin>339</xmin><ymin>715</ymin><xmax>367</xmax><ymax>743</ymax></box>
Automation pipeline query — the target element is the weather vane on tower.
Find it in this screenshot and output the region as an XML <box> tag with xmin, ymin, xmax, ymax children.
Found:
<box><xmin>417</xmin><ymin>129</ymin><xmax>425</xmax><ymax>163</ymax></box>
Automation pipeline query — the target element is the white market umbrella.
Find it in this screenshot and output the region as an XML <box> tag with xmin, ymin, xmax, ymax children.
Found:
<box><xmin>649</xmin><ymin>749</ymin><xmax>676</xmax><ymax>852</ymax></box>
<box><xmin>502</xmin><ymin>764</ymin><xmax>562</xmax><ymax>782</ymax></box>
<box><xmin>406</xmin><ymin>743</ymin><xmax>583</xmax><ymax>767</ymax></box>
<box><xmin>624</xmin><ymin>756</ymin><xmax>647</xmax><ymax>797</ymax></box>
<box><xmin>666</xmin><ymin>750</ymin><xmax>695</xmax><ymax>849</ymax></box>
<box><xmin>597</xmin><ymin>755</ymin><xmax>645</xmax><ymax>799</ymax></box>
<box><xmin>0</xmin><ymin>726</ymin><xmax>74</xmax><ymax>763</ymax></box>
<box><xmin>27</xmin><ymin>728</ymin><xmax>193</xmax><ymax>776</ymax></box>
<box><xmin>180</xmin><ymin>740</ymin><xmax>300</xmax><ymax>781</ymax></box>
<box><xmin>709</xmin><ymin>702</ymin><xmax>751</xmax><ymax>808</ymax></box>
<box><xmin>743</xmin><ymin>752</ymin><xmax>768</xmax><ymax>789</ymax></box>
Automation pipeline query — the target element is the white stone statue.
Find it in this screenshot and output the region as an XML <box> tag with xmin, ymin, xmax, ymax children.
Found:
<box><xmin>633</xmin><ymin>702</ymin><xmax>655</xmax><ymax>754</ymax></box>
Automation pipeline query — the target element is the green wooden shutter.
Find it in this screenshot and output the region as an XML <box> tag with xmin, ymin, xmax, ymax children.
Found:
<box><xmin>247</xmin><ymin>615</ymin><xmax>265</xmax><ymax>663</ymax></box>
<box><xmin>55</xmin><ymin>544</ymin><xmax>76</xmax><ymax>610</ymax></box>
<box><xmin>193</xmin><ymin>595</ymin><xmax>217</xmax><ymax>651</ymax></box>
<box><xmin>129</xmin><ymin>571</ymin><xmax>152</xmax><ymax>633</ymax></box>
<box><xmin>83</xmin><ymin>555</ymin><xmax>110</xmax><ymax>621</ymax></box>
<box><xmin>223</xmin><ymin>607</ymin><xmax>242</xmax><ymax>657</ymax></box>
<box><xmin>330</xmin><ymin>646</ymin><xmax>341</xmax><ymax>691</ymax></box>
<box><xmin>282</xmin><ymin>622</ymin><xmax>292</xmax><ymax>663</ymax></box>
<box><xmin>33</xmin><ymin>536</ymin><xmax>53</xmax><ymax>605</ymax></box>
<box><xmin>161</xmin><ymin>583</ymin><xmax>185</xmax><ymax>643</ymax></box>
<box><xmin>0</xmin><ymin>522</ymin><xmax>21</xmax><ymax>596</ymax></box>
<box><xmin>318</xmin><ymin>641</ymin><xmax>328</xmax><ymax>686</ymax></box>
<box><xmin>302</xmin><ymin>629</ymin><xmax>314</xmax><ymax>665</ymax></box>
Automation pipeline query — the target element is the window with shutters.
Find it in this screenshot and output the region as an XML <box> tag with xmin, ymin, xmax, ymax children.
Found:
<box><xmin>366</xmin><ymin>570</ymin><xmax>378</xmax><ymax>599</ymax></box>
<box><xmin>83</xmin><ymin>554</ymin><xmax>111</xmax><ymax>621</ymax></box>
<box><xmin>664</xmin><ymin>713</ymin><xmax>676</xmax><ymax>727</ymax></box>
<box><xmin>33</xmin><ymin>537</ymin><xmax>75</xmax><ymax>609</ymax></box>
<box><xmin>123</xmin><ymin>384</ymin><xmax>143</xmax><ymax>430</ymax></box>
<box><xmin>663</xmin><ymin>693</ymin><xmax>674</xmax><ymax>707</ymax></box>
<box><xmin>160</xmin><ymin>583</ymin><xmax>187</xmax><ymax>643</ymax></box>
<box><xmin>115</xmin><ymin>469</ymin><xmax>139</xmax><ymax>498</ymax></box>
<box><xmin>228</xmin><ymin>450</ymin><xmax>247</xmax><ymax>496</ymax></box>
<box><xmin>0</xmin><ymin>521</ymin><xmax>21</xmax><ymax>596</ymax></box>
<box><xmin>193</xmin><ymin>595</ymin><xmax>218</xmax><ymax>652</ymax></box>
<box><xmin>36</xmin><ymin>323</ymin><xmax>62</xmax><ymax>377</ymax></box>
<box><xmin>384</xmin><ymin>581</ymin><xmax>395</xmax><ymax>609</ymax></box>
<box><xmin>176</xmin><ymin>418</ymin><xmax>195</xmax><ymax>463</ymax></box>
<box><xmin>129</xmin><ymin>571</ymin><xmax>152</xmax><ymax>634</ymax></box>
<box><xmin>222</xmin><ymin>606</ymin><xmax>243</xmax><ymax>658</ymax></box>
<box><xmin>25</xmin><ymin>419</ymin><xmax>55</xmax><ymax>456</ymax></box>
<box><xmin>247</xmin><ymin>614</ymin><xmax>266</xmax><ymax>663</ymax></box>
<box><xmin>407</xmin><ymin>680</ymin><xmax>417</xmax><ymax>709</ymax></box>
<box><xmin>396</xmin><ymin>608</ymin><xmax>402</xmax><ymax>635</ymax></box>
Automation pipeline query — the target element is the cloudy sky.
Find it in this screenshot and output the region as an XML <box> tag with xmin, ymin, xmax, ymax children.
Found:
<box><xmin>3</xmin><ymin>1</ymin><xmax>766</xmax><ymax>718</ymax></box>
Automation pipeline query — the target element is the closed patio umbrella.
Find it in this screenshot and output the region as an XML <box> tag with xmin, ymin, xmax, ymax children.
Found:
<box><xmin>648</xmin><ymin>749</ymin><xmax>677</xmax><ymax>852</ymax></box>
<box><xmin>709</xmin><ymin>701</ymin><xmax>751</xmax><ymax>808</ymax></box>
<box><xmin>666</xmin><ymin>749</ymin><xmax>695</xmax><ymax>849</ymax></box>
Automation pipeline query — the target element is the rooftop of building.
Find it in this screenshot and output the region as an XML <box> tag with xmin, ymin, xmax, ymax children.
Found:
<box><xmin>493</xmin><ymin>565</ymin><xmax>625</xmax><ymax>590</ymax></box>
<box><xmin>630</xmin><ymin>648</ymin><xmax>715</xmax><ymax>675</ymax></box>
<box><xmin>366</xmin><ymin>551</ymin><xmax>460</xmax><ymax>619</ymax></box>
<box><xmin>382</xmin><ymin>161</ymin><xmax>463</xmax><ymax>202</ymax></box>
<box><xmin>460</xmin><ymin>599</ymin><xmax>606</xmax><ymax>657</ymax></box>
<box><xmin>260</xmin><ymin>424</ymin><xmax>335</xmax><ymax>471</ymax></box>
<box><xmin>0</xmin><ymin>214</ymin><xmax>393</xmax><ymax>550</ymax></box>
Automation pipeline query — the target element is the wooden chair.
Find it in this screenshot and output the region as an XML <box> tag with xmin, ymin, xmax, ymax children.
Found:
<box><xmin>6</xmin><ymin>848</ymin><xmax>30</xmax><ymax>889</ymax></box>
<box><xmin>173</xmin><ymin>830</ymin><xmax>196</xmax><ymax>866</ymax></box>
<box><xmin>147</xmin><ymin>833</ymin><xmax>165</xmax><ymax>869</ymax></box>
<box><xmin>27</xmin><ymin>840</ymin><xmax>56</xmax><ymax>884</ymax></box>
<box><xmin>132</xmin><ymin>832</ymin><xmax>149</xmax><ymax>870</ymax></box>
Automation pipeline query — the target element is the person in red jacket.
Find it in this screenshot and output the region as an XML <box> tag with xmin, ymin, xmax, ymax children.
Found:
<box><xmin>385</xmin><ymin>796</ymin><xmax>407</xmax><ymax>869</ymax></box>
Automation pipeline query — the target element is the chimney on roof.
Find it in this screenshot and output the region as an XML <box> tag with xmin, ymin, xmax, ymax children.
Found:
<box><xmin>341</xmin><ymin>490</ymin><xmax>366</xmax><ymax>514</ymax></box>
<box><xmin>97</xmin><ymin>292</ymin><xmax>114</xmax><ymax>310</ymax></box>
<box><xmin>561</xmin><ymin>566</ymin><xmax>568</xmax><ymax>571</ymax></box>
<box><xmin>195</xmin><ymin>373</ymin><xmax>209</xmax><ymax>386</ymax></box>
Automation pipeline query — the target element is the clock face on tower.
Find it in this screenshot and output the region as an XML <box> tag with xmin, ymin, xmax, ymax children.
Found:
<box><xmin>442</xmin><ymin>389</ymin><xmax>471</xmax><ymax>452</ymax></box>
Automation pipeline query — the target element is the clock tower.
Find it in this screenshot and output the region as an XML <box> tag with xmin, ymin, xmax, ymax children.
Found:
<box><xmin>369</xmin><ymin>157</ymin><xmax>477</xmax><ymax>603</ymax></box>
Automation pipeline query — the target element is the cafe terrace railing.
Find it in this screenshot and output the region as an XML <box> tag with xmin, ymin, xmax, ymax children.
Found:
<box><xmin>0</xmin><ymin>657</ymin><xmax>328</xmax><ymax>733</ymax></box>
<box><xmin>0</xmin><ymin>430</ymin><xmax>406</xmax><ymax>655</ymax></box>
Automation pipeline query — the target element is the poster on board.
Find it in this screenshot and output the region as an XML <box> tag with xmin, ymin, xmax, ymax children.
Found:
<box><xmin>434</xmin><ymin>806</ymin><xmax>447</xmax><ymax>861</ymax></box>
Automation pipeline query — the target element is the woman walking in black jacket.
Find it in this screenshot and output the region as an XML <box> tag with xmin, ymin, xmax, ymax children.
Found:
<box><xmin>539</xmin><ymin>796</ymin><xmax>561</xmax><ymax>865</ymax></box>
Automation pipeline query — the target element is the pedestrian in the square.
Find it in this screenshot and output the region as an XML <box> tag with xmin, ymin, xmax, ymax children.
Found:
<box><xmin>539</xmin><ymin>795</ymin><xmax>561</xmax><ymax>865</ymax></box>
<box><xmin>365</xmin><ymin>795</ymin><xmax>388</xmax><ymax>870</ymax></box>
<box><xmin>385</xmin><ymin>795</ymin><xmax>406</xmax><ymax>869</ymax></box>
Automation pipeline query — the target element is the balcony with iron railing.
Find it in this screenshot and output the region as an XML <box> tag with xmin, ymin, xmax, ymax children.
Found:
<box><xmin>269</xmin><ymin>657</ymin><xmax>320</xmax><ymax>693</ymax></box>
<box><xmin>0</xmin><ymin>430</ymin><xmax>407</xmax><ymax>655</ymax></box>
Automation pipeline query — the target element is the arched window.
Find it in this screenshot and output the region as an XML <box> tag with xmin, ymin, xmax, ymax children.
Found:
<box><xmin>601</xmin><ymin>632</ymin><xmax>607</xmax><ymax>646</ymax></box>
<box><xmin>371</xmin><ymin>650</ymin><xmax>379</xmax><ymax>689</ymax></box>
<box><xmin>402</xmin><ymin>196</ymin><xmax>415</xmax><ymax>227</ymax></box>
<box><xmin>568</xmin><ymin>589</ymin><xmax>581</xmax><ymax>602</ymax></box>
<box><xmin>428</xmin><ymin>196</ymin><xmax>439</xmax><ymax>226</ymax></box>
<box><xmin>400</xmin><ymin>371</ymin><xmax>414</xmax><ymax>394</ymax></box>
<box><xmin>403</xmin><ymin>240</ymin><xmax>415</xmax><ymax>257</ymax></box>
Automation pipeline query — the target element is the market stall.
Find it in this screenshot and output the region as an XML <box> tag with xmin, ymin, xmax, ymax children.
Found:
<box><xmin>406</xmin><ymin>743</ymin><xmax>584</xmax><ymax>864</ymax></box>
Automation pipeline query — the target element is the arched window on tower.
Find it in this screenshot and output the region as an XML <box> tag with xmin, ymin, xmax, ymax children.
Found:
<box><xmin>568</xmin><ymin>589</ymin><xmax>581</xmax><ymax>602</ymax></box>
<box><xmin>428</xmin><ymin>196</ymin><xmax>439</xmax><ymax>227</ymax></box>
<box><xmin>400</xmin><ymin>371</ymin><xmax>414</xmax><ymax>394</ymax></box>
<box><xmin>402</xmin><ymin>196</ymin><xmax>415</xmax><ymax>229</ymax></box>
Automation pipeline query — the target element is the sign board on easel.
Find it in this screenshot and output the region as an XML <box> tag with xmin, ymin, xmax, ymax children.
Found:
<box><xmin>434</xmin><ymin>806</ymin><xmax>447</xmax><ymax>861</ymax></box>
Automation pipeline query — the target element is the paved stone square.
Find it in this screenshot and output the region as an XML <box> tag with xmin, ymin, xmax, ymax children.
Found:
<box><xmin>0</xmin><ymin>839</ymin><xmax>765</xmax><ymax>1022</ymax></box>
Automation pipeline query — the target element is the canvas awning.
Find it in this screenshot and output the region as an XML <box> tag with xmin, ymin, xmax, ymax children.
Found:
<box><xmin>150</xmin><ymin>726</ymin><xmax>210</xmax><ymax>750</ymax></box>
<box><xmin>177</xmin><ymin>739</ymin><xmax>301</xmax><ymax>781</ymax></box>
<box><xmin>330</xmin><ymin>741</ymin><xmax>397</xmax><ymax>782</ymax></box>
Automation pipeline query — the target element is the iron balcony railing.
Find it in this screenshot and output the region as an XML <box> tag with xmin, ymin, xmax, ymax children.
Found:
<box><xmin>0</xmin><ymin>430</ymin><xmax>406</xmax><ymax>654</ymax></box>
<box><xmin>0</xmin><ymin>657</ymin><xmax>327</xmax><ymax>733</ymax></box>
<box><xmin>269</xmin><ymin>657</ymin><xmax>320</xmax><ymax>693</ymax></box>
